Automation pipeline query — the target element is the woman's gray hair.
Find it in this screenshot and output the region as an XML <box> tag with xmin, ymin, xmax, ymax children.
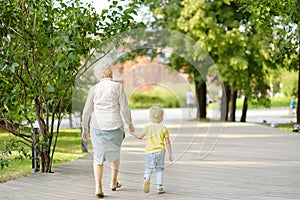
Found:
<box><xmin>101</xmin><ymin>67</ymin><xmax>113</xmax><ymax>79</ymax></box>
<box><xmin>149</xmin><ymin>105</ymin><xmax>164</xmax><ymax>123</ymax></box>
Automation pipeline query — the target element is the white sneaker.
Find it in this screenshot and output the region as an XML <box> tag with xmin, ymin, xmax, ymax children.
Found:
<box><xmin>157</xmin><ymin>186</ymin><xmax>165</xmax><ymax>194</ymax></box>
<box><xmin>143</xmin><ymin>178</ymin><xmax>150</xmax><ymax>193</ymax></box>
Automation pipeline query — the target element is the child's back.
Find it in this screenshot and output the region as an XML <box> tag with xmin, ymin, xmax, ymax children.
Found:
<box><xmin>144</xmin><ymin>122</ymin><xmax>169</xmax><ymax>154</ymax></box>
<box><xmin>130</xmin><ymin>106</ymin><xmax>173</xmax><ymax>194</ymax></box>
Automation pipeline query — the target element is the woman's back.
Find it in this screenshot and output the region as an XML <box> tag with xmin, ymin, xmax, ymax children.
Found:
<box><xmin>94</xmin><ymin>78</ymin><xmax>121</xmax><ymax>113</ymax></box>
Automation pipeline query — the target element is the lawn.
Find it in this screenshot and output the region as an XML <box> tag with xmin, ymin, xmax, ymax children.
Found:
<box><xmin>0</xmin><ymin>129</ymin><xmax>88</xmax><ymax>183</ymax></box>
<box><xmin>276</xmin><ymin>123</ymin><xmax>300</xmax><ymax>133</ymax></box>
<box><xmin>209</xmin><ymin>96</ymin><xmax>291</xmax><ymax>110</ymax></box>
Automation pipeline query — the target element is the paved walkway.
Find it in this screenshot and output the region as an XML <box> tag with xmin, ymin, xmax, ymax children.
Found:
<box><xmin>1</xmin><ymin>120</ymin><xmax>300</xmax><ymax>199</ymax></box>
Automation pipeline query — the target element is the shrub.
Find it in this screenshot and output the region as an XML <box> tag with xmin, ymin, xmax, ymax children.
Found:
<box><xmin>129</xmin><ymin>84</ymin><xmax>181</xmax><ymax>109</ymax></box>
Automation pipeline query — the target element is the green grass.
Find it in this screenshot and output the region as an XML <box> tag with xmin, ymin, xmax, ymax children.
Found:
<box><xmin>239</xmin><ymin>96</ymin><xmax>290</xmax><ymax>109</ymax></box>
<box><xmin>269</xmin><ymin>96</ymin><xmax>291</xmax><ymax>107</ymax></box>
<box><xmin>0</xmin><ymin>129</ymin><xmax>87</xmax><ymax>183</ymax></box>
<box><xmin>258</xmin><ymin>121</ymin><xmax>300</xmax><ymax>134</ymax></box>
<box><xmin>128</xmin><ymin>83</ymin><xmax>187</xmax><ymax>109</ymax></box>
<box><xmin>128</xmin><ymin>81</ymin><xmax>291</xmax><ymax>110</ymax></box>
<box><xmin>209</xmin><ymin>96</ymin><xmax>290</xmax><ymax>110</ymax></box>
<box><xmin>276</xmin><ymin>123</ymin><xmax>300</xmax><ymax>133</ymax></box>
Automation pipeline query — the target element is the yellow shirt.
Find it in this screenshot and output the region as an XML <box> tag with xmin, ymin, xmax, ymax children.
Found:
<box><xmin>143</xmin><ymin>123</ymin><xmax>169</xmax><ymax>154</ymax></box>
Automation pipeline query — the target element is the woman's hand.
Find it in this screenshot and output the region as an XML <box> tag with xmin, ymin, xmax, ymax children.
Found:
<box><xmin>82</xmin><ymin>128</ymin><xmax>89</xmax><ymax>141</ymax></box>
<box><xmin>129</xmin><ymin>124</ymin><xmax>135</xmax><ymax>133</ymax></box>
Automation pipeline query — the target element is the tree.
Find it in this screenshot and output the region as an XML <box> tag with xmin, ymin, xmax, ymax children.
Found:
<box><xmin>140</xmin><ymin>0</ymin><xmax>213</xmax><ymax>119</ymax></box>
<box><xmin>140</xmin><ymin>0</ymin><xmax>272</xmax><ymax>121</ymax></box>
<box><xmin>139</xmin><ymin>0</ymin><xmax>299</xmax><ymax>123</ymax></box>
<box><xmin>178</xmin><ymin>0</ymin><xmax>283</xmax><ymax>122</ymax></box>
<box><xmin>234</xmin><ymin>0</ymin><xmax>299</xmax><ymax>121</ymax></box>
<box><xmin>0</xmin><ymin>0</ymin><xmax>143</xmax><ymax>172</ymax></box>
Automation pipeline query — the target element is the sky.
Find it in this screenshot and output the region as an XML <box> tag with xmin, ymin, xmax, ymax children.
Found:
<box><xmin>80</xmin><ymin>0</ymin><xmax>110</xmax><ymax>13</ymax></box>
<box><xmin>80</xmin><ymin>0</ymin><xmax>147</xmax><ymax>23</ymax></box>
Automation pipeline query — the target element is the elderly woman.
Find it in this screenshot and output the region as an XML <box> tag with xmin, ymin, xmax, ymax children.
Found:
<box><xmin>81</xmin><ymin>67</ymin><xmax>135</xmax><ymax>198</ymax></box>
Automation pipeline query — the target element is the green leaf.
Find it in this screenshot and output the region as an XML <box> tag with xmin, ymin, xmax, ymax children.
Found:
<box><xmin>101</xmin><ymin>9</ymin><xmax>108</xmax><ymax>15</ymax></box>
<box><xmin>4</xmin><ymin>104</ymin><xmax>9</xmax><ymax>112</ymax></box>
<box><xmin>223</xmin><ymin>0</ymin><xmax>231</xmax><ymax>5</ymax></box>
<box><xmin>12</xmin><ymin>63</ymin><xmax>19</xmax><ymax>68</ymax></box>
<box><xmin>46</xmin><ymin>86</ymin><xmax>55</xmax><ymax>93</ymax></box>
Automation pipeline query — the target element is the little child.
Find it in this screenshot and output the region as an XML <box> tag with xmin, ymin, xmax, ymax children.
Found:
<box><xmin>130</xmin><ymin>105</ymin><xmax>173</xmax><ymax>194</ymax></box>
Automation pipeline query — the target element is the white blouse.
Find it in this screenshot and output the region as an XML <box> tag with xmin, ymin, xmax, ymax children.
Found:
<box><xmin>81</xmin><ymin>78</ymin><xmax>132</xmax><ymax>130</ymax></box>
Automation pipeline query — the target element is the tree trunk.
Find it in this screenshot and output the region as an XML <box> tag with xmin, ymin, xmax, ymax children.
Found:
<box><xmin>229</xmin><ymin>90</ymin><xmax>237</xmax><ymax>122</ymax></box>
<box><xmin>240</xmin><ymin>96</ymin><xmax>248</xmax><ymax>122</ymax></box>
<box><xmin>40</xmin><ymin>133</ymin><xmax>52</xmax><ymax>173</ymax></box>
<box><xmin>221</xmin><ymin>84</ymin><xmax>231</xmax><ymax>121</ymax></box>
<box><xmin>225</xmin><ymin>86</ymin><xmax>231</xmax><ymax>121</ymax></box>
<box><xmin>69</xmin><ymin>112</ymin><xmax>73</xmax><ymax>129</ymax></box>
<box><xmin>297</xmin><ymin>69</ymin><xmax>300</xmax><ymax>123</ymax></box>
<box><xmin>38</xmin><ymin>131</ymin><xmax>51</xmax><ymax>172</ymax></box>
<box><xmin>35</xmin><ymin>99</ymin><xmax>52</xmax><ymax>173</ymax></box>
<box><xmin>195</xmin><ymin>80</ymin><xmax>207</xmax><ymax>119</ymax></box>
<box><xmin>219</xmin><ymin>84</ymin><xmax>228</xmax><ymax>121</ymax></box>
<box><xmin>40</xmin><ymin>149</ymin><xmax>51</xmax><ymax>173</ymax></box>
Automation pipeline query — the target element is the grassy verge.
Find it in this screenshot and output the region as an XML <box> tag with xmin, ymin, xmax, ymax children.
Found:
<box><xmin>276</xmin><ymin>123</ymin><xmax>300</xmax><ymax>133</ymax></box>
<box><xmin>258</xmin><ymin>121</ymin><xmax>300</xmax><ymax>135</ymax></box>
<box><xmin>0</xmin><ymin>129</ymin><xmax>88</xmax><ymax>183</ymax></box>
<box><xmin>129</xmin><ymin>83</ymin><xmax>183</xmax><ymax>109</ymax></box>
<box><xmin>209</xmin><ymin>96</ymin><xmax>291</xmax><ymax>110</ymax></box>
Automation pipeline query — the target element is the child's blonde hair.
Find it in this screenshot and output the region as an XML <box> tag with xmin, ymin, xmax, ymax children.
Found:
<box><xmin>149</xmin><ymin>105</ymin><xmax>164</xmax><ymax>123</ymax></box>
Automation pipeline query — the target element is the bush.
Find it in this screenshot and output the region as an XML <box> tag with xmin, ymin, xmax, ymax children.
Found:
<box><xmin>129</xmin><ymin>84</ymin><xmax>181</xmax><ymax>109</ymax></box>
<box><xmin>130</xmin><ymin>93</ymin><xmax>180</xmax><ymax>108</ymax></box>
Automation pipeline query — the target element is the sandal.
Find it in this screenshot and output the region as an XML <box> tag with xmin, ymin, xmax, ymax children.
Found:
<box><xmin>111</xmin><ymin>181</ymin><xmax>122</xmax><ymax>191</ymax></box>
<box><xmin>95</xmin><ymin>191</ymin><xmax>104</xmax><ymax>198</ymax></box>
